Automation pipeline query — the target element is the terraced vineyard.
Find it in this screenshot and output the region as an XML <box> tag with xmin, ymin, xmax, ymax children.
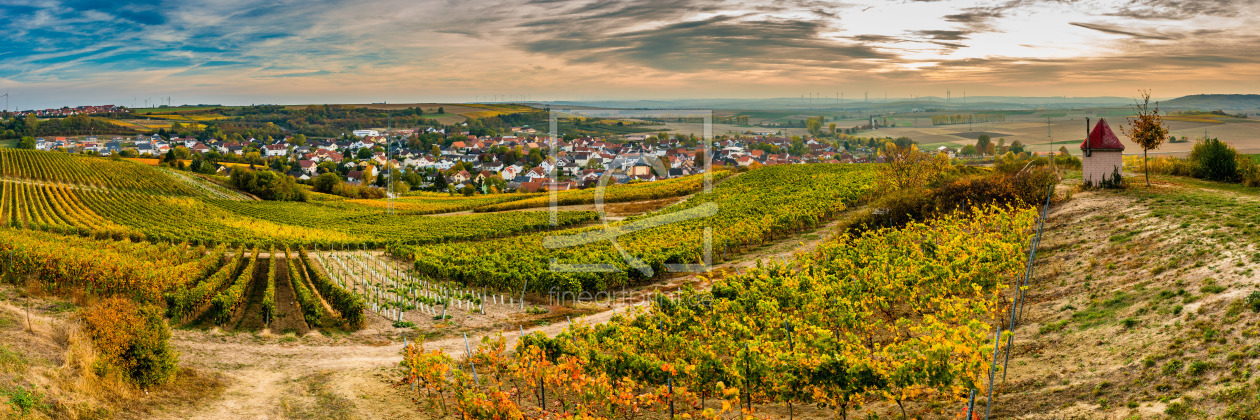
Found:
<box><xmin>310</xmin><ymin>249</ymin><xmax>530</xmax><ymax>328</ymax></box>
<box><xmin>402</xmin><ymin>205</ymin><xmax>1039</xmax><ymax>418</ymax></box>
<box><xmin>209</xmin><ymin>199</ymin><xmax>600</xmax><ymax>246</ymax></box>
<box><xmin>0</xmin><ymin>148</ymin><xmax>201</xmax><ymax>196</ymax></box>
<box><xmin>472</xmin><ymin>171</ymin><xmax>729</xmax><ymax>212</ymax></box>
<box><xmin>0</xmin><ymin>149</ymin><xmax>600</xmax><ymax>247</ymax></box>
<box><xmin>346</xmin><ymin>192</ymin><xmax>535</xmax><ymax>214</ymax></box>
<box><xmin>392</xmin><ymin>164</ymin><xmax>877</xmax><ymax>293</ymax></box>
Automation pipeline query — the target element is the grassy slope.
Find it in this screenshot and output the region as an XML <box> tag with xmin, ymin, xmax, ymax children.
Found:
<box><xmin>999</xmin><ymin>173</ymin><xmax>1260</xmax><ymax>418</ymax></box>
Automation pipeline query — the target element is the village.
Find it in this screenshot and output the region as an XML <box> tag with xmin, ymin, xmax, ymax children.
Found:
<box><xmin>28</xmin><ymin>126</ymin><xmax>907</xmax><ymax>194</ymax></box>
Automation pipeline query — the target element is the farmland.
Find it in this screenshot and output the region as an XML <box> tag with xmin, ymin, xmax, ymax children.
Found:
<box><xmin>857</xmin><ymin>108</ymin><xmax>1260</xmax><ymax>155</ymax></box>
<box><xmin>5</xmin><ymin>145</ymin><xmax>1259</xmax><ymax>418</ymax></box>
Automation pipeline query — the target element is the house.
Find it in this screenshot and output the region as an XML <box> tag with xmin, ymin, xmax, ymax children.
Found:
<box><xmin>501</xmin><ymin>164</ymin><xmax>524</xmax><ymax>180</ymax></box>
<box><xmin>524</xmin><ymin>167</ymin><xmax>548</xmax><ymax>181</ymax></box>
<box><xmin>629</xmin><ymin>160</ymin><xmax>654</xmax><ymax>176</ymax></box>
<box><xmin>298</xmin><ymin>160</ymin><xmax>317</xmax><ymax>175</ymax></box>
<box><xmin>347</xmin><ymin>170</ymin><xmax>365</xmax><ymax>183</ymax></box>
<box><xmin>352</xmin><ymin>130</ymin><xmax>379</xmax><ymax>137</ymax></box>
<box><xmin>1080</xmin><ymin>118</ymin><xmax>1125</xmax><ymax>186</ymax></box>
<box><xmin>264</xmin><ymin>144</ymin><xmax>288</xmax><ymax>157</ymax></box>
<box><xmin>451</xmin><ymin>170</ymin><xmax>471</xmax><ymax>184</ymax></box>
<box><xmin>404</xmin><ymin>156</ymin><xmax>435</xmax><ymax>169</ymax></box>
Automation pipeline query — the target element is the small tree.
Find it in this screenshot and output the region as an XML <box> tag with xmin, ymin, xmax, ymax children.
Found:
<box><xmin>1122</xmin><ymin>90</ymin><xmax>1168</xmax><ymax>186</ymax></box>
<box><xmin>975</xmin><ymin>134</ymin><xmax>991</xmax><ymax>155</ymax></box>
<box><xmin>877</xmin><ymin>143</ymin><xmax>949</xmax><ymax>194</ymax></box>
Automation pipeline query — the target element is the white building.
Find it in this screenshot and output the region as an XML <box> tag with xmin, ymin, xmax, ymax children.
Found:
<box><xmin>1080</xmin><ymin>118</ymin><xmax>1125</xmax><ymax>186</ymax></box>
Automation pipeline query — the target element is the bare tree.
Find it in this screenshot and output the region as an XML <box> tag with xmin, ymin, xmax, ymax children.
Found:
<box><xmin>1122</xmin><ymin>90</ymin><xmax>1168</xmax><ymax>186</ymax></box>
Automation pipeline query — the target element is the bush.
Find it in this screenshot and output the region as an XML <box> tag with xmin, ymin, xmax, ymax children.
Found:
<box><xmin>1190</xmin><ymin>138</ymin><xmax>1238</xmax><ymax>182</ymax></box>
<box><xmin>229</xmin><ymin>168</ymin><xmax>308</xmax><ymax>201</ymax></box>
<box><xmin>1186</xmin><ymin>360</ymin><xmax>1213</xmax><ymax>376</ymax></box>
<box><xmin>81</xmin><ymin>297</ymin><xmax>178</xmax><ymax>387</ymax></box>
<box><xmin>330</xmin><ymin>182</ymin><xmax>386</xmax><ymax>199</ymax></box>
<box><xmin>313</xmin><ymin>172</ymin><xmax>342</xmax><ymax>193</ymax></box>
<box><xmin>1246</xmin><ymin>291</ymin><xmax>1260</xmax><ymax>312</ymax></box>
<box><xmin>1237</xmin><ymin>154</ymin><xmax>1260</xmax><ymax>187</ymax></box>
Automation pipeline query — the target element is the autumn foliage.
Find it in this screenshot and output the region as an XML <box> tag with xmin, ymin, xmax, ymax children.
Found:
<box><xmin>401</xmin><ymin>205</ymin><xmax>1037</xmax><ymax>418</ymax></box>
<box><xmin>81</xmin><ymin>297</ymin><xmax>178</xmax><ymax>387</ymax></box>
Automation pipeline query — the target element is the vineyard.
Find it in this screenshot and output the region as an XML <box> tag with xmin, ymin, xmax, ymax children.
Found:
<box><xmin>0</xmin><ymin>149</ymin><xmax>602</xmax><ymax>247</ymax></box>
<box><xmin>0</xmin><ymin>149</ymin><xmax>202</xmax><ymax>196</ymax></box>
<box><xmin>400</xmin><ymin>205</ymin><xmax>1039</xmax><ymax>418</ymax></box>
<box><xmin>309</xmin><ymin>249</ymin><xmax>528</xmax><ymax>327</ymax></box>
<box><xmin>392</xmin><ymin>164</ymin><xmax>877</xmax><ymax>294</ymax></box>
<box><xmin>346</xmin><ymin>192</ymin><xmax>536</xmax><ymax>214</ymax></box>
<box><xmin>0</xmin><ymin>226</ymin><xmax>363</xmax><ymax>332</ymax></box>
<box><xmin>208</xmin><ymin>199</ymin><xmax>600</xmax><ymax>246</ymax></box>
<box><xmin>472</xmin><ymin>171</ymin><xmax>730</xmax><ymax>212</ymax></box>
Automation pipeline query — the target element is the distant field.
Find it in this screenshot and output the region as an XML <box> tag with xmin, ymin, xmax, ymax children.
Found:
<box><xmin>107</xmin><ymin>118</ymin><xmax>206</xmax><ymax>131</ymax></box>
<box><xmin>327</xmin><ymin>103</ymin><xmax>541</xmax><ymax>124</ymax></box>
<box><xmin>949</xmin><ymin>131</ymin><xmax>1013</xmax><ymax>139</ymax></box>
<box><xmin>862</xmin><ymin>110</ymin><xmax>1260</xmax><ymax>156</ymax></box>
<box><xmin>460</xmin><ymin>103</ymin><xmax>538</xmax><ymax>119</ymax></box>
<box><xmin>131</xmin><ymin>106</ymin><xmax>243</xmax><ymax>114</ymax></box>
<box><xmin>0</xmin><ymin>139</ymin><xmax>15</xmax><ymax>148</ymax></box>
<box><xmin>146</xmin><ymin>113</ymin><xmax>229</xmax><ymax>122</ymax></box>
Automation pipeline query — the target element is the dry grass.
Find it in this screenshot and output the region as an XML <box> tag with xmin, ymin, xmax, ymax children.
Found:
<box><xmin>992</xmin><ymin>176</ymin><xmax>1260</xmax><ymax>418</ymax></box>
<box><xmin>0</xmin><ymin>290</ymin><xmax>224</xmax><ymax>419</ymax></box>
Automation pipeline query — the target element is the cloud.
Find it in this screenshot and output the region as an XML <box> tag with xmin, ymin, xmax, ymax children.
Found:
<box><xmin>1104</xmin><ymin>0</ymin><xmax>1245</xmax><ymax>20</ymax></box>
<box><xmin>912</xmin><ymin>30</ymin><xmax>969</xmax><ymax>41</ymax></box>
<box><xmin>1069</xmin><ymin>22</ymin><xmax>1175</xmax><ymax>40</ymax></box>
<box><xmin>1</xmin><ymin>0</ymin><xmax>1260</xmax><ymax>107</ymax></box>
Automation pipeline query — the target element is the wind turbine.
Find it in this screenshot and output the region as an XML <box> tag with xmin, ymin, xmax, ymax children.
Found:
<box><xmin>1</xmin><ymin>91</ymin><xmax>8</xmax><ymax>116</ymax></box>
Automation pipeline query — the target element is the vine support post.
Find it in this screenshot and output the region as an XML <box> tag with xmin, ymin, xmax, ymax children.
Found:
<box><xmin>966</xmin><ymin>388</ymin><xmax>976</xmax><ymax>420</ymax></box>
<box><xmin>786</xmin><ymin>320</ymin><xmax>794</xmax><ymax>420</ymax></box>
<box><xmin>744</xmin><ymin>342</ymin><xmax>752</xmax><ymax>411</ymax></box>
<box><xmin>985</xmin><ymin>327</ymin><xmax>1002</xmax><ymax>420</ymax></box>
<box><xmin>668</xmin><ymin>375</ymin><xmax>675</xmax><ymax>419</ymax></box>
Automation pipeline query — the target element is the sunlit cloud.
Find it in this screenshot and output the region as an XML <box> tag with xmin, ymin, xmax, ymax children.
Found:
<box><xmin>0</xmin><ymin>0</ymin><xmax>1257</xmax><ymax>108</ymax></box>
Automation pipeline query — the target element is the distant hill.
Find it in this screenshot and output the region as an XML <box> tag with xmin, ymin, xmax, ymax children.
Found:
<box><xmin>539</xmin><ymin>96</ymin><xmax>1134</xmax><ymax>112</ymax></box>
<box><xmin>1163</xmin><ymin>94</ymin><xmax>1260</xmax><ymax>110</ymax></box>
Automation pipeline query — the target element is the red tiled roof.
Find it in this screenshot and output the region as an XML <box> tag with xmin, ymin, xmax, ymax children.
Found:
<box><xmin>1080</xmin><ymin>119</ymin><xmax>1125</xmax><ymax>151</ymax></box>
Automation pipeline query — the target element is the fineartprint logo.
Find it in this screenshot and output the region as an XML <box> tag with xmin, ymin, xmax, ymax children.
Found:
<box><xmin>543</xmin><ymin>109</ymin><xmax>716</xmax><ymax>276</ymax></box>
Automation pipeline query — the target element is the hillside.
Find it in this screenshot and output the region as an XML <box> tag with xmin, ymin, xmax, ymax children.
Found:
<box><xmin>997</xmin><ymin>174</ymin><xmax>1260</xmax><ymax>417</ymax></box>
<box><xmin>1164</xmin><ymin>94</ymin><xmax>1260</xmax><ymax>110</ymax></box>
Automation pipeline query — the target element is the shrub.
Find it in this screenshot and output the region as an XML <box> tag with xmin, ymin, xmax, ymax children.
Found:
<box><xmin>1163</xmin><ymin>359</ymin><xmax>1184</xmax><ymax>376</ymax></box>
<box><xmin>1237</xmin><ymin>154</ymin><xmax>1260</xmax><ymax>187</ymax></box>
<box><xmin>313</xmin><ymin>172</ymin><xmax>342</xmax><ymax>193</ymax></box>
<box><xmin>1190</xmin><ymin>138</ymin><xmax>1238</xmax><ymax>182</ymax></box>
<box><xmin>81</xmin><ymin>297</ymin><xmax>178</xmax><ymax>387</ymax></box>
<box><xmin>1186</xmin><ymin>360</ymin><xmax>1213</xmax><ymax>375</ymax></box>
<box><xmin>1247</xmin><ymin>291</ymin><xmax>1260</xmax><ymax>312</ymax></box>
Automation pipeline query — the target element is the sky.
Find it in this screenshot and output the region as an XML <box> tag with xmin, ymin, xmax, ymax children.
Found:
<box><xmin>1</xmin><ymin>0</ymin><xmax>1258</xmax><ymax>109</ymax></box>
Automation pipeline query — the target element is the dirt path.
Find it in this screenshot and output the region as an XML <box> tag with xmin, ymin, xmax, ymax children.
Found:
<box><xmin>163</xmin><ymin>298</ymin><xmax>649</xmax><ymax>419</ymax></box>
<box><xmin>232</xmin><ymin>259</ymin><xmax>270</xmax><ymax>331</ymax></box>
<box><xmin>160</xmin><ymin>210</ymin><xmax>847</xmax><ymax>419</ymax></box>
<box><xmin>162</xmin><ymin>176</ymin><xmax>846</xmax><ymax>418</ymax></box>
<box><xmin>269</xmin><ymin>258</ymin><xmax>310</xmax><ymax>335</ymax></box>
